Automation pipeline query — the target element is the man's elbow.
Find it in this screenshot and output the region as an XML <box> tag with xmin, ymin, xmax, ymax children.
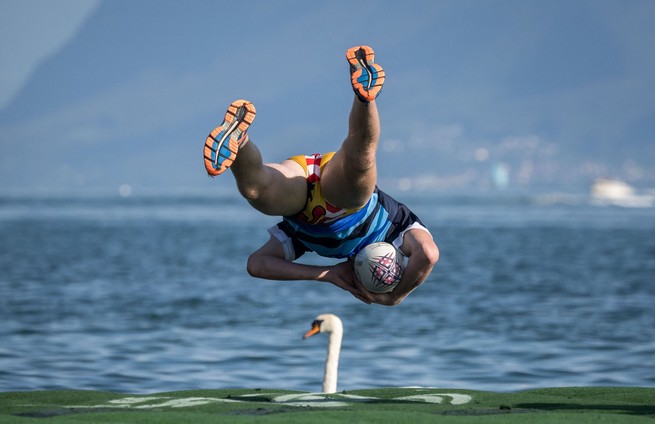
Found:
<box><xmin>428</xmin><ymin>243</ymin><xmax>440</xmax><ymax>267</ymax></box>
<box><xmin>418</xmin><ymin>241</ymin><xmax>440</xmax><ymax>269</ymax></box>
<box><xmin>246</xmin><ymin>253</ymin><xmax>265</xmax><ymax>278</ymax></box>
<box><xmin>389</xmin><ymin>242</ymin><xmax>439</xmax><ymax>306</ymax></box>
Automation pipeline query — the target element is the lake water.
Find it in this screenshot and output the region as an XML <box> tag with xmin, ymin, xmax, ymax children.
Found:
<box><xmin>1</xmin><ymin>191</ymin><xmax>654</xmax><ymax>394</ymax></box>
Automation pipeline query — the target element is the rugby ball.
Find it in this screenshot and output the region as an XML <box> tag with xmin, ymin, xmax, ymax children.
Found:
<box><xmin>354</xmin><ymin>242</ymin><xmax>405</xmax><ymax>293</ymax></box>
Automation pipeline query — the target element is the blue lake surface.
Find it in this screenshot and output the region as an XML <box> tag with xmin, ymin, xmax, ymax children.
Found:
<box><xmin>1</xmin><ymin>191</ymin><xmax>654</xmax><ymax>393</ymax></box>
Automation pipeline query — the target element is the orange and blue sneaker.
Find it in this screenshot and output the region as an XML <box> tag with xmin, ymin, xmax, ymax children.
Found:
<box><xmin>346</xmin><ymin>45</ymin><xmax>385</xmax><ymax>103</ymax></box>
<box><xmin>203</xmin><ymin>99</ymin><xmax>256</xmax><ymax>176</ymax></box>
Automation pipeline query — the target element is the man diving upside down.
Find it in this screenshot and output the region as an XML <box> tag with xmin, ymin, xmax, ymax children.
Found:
<box><xmin>203</xmin><ymin>46</ymin><xmax>439</xmax><ymax>306</ymax></box>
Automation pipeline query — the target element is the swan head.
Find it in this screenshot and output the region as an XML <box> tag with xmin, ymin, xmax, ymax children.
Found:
<box><xmin>303</xmin><ymin>314</ymin><xmax>343</xmax><ymax>339</ymax></box>
<box><xmin>302</xmin><ymin>314</ymin><xmax>343</xmax><ymax>394</ymax></box>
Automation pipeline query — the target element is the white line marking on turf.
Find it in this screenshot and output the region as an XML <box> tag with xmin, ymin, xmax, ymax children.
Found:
<box><xmin>134</xmin><ymin>398</ymin><xmax>231</xmax><ymax>408</ymax></box>
<box><xmin>395</xmin><ymin>393</ymin><xmax>473</xmax><ymax>405</ymax></box>
<box><xmin>108</xmin><ymin>397</ymin><xmax>170</xmax><ymax>406</ymax></box>
<box><xmin>68</xmin><ymin>391</ymin><xmax>472</xmax><ymax>409</ymax></box>
<box><xmin>271</xmin><ymin>393</ymin><xmax>352</xmax><ymax>408</ymax></box>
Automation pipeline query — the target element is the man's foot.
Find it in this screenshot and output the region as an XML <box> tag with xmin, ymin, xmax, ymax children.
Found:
<box><xmin>203</xmin><ymin>99</ymin><xmax>256</xmax><ymax>176</ymax></box>
<box><xmin>347</xmin><ymin>45</ymin><xmax>385</xmax><ymax>103</ymax></box>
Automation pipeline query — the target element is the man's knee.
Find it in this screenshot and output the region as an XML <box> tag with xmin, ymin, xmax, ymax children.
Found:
<box><xmin>238</xmin><ymin>184</ymin><xmax>266</xmax><ymax>203</ymax></box>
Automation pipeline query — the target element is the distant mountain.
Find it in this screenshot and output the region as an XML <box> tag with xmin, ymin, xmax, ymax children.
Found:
<box><xmin>1</xmin><ymin>0</ymin><xmax>327</xmax><ymax>192</ymax></box>
<box><xmin>2</xmin><ymin>1</ymin><xmax>654</xmax><ymax>194</ymax></box>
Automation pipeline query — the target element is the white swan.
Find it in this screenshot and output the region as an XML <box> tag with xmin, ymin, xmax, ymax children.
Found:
<box><xmin>303</xmin><ymin>313</ymin><xmax>343</xmax><ymax>394</ymax></box>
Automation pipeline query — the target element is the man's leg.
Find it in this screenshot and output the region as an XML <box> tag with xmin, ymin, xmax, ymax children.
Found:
<box><xmin>321</xmin><ymin>46</ymin><xmax>385</xmax><ymax>210</ymax></box>
<box><xmin>321</xmin><ymin>97</ymin><xmax>380</xmax><ymax>209</ymax></box>
<box><xmin>204</xmin><ymin>100</ymin><xmax>306</xmax><ymax>216</ymax></box>
<box><xmin>230</xmin><ymin>141</ymin><xmax>307</xmax><ymax>216</ymax></box>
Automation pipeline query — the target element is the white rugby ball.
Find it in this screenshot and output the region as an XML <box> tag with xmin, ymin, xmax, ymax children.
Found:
<box><xmin>354</xmin><ymin>242</ymin><xmax>405</xmax><ymax>293</ymax></box>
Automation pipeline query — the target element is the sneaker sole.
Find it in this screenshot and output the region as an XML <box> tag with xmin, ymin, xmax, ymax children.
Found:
<box><xmin>204</xmin><ymin>100</ymin><xmax>256</xmax><ymax>176</ymax></box>
<box><xmin>347</xmin><ymin>46</ymin><xmax>385</xmax><ymax>102</ymax></box>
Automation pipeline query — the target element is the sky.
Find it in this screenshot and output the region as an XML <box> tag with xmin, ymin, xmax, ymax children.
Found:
<box><xmin>0</xmin><ymin>0</ymin><xmax>654</xmax><ymax>195</ymax></box>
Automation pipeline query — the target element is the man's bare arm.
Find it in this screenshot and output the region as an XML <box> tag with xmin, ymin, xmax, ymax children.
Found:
<box><xmin>247</xmin><ymin>236</ymin><xmax>371</xmax><ymax>303</ymax></box>
<box><xmin>358</xmin><ymin>229</ymin><xmax>439</xmax><ymax>306</ymax></box>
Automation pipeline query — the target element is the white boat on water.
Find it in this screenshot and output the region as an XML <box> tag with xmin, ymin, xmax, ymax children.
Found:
<box><xmin>591</xmin><ymin>178</ymin><xmax>654</xmax><ymax>208</ymax></box>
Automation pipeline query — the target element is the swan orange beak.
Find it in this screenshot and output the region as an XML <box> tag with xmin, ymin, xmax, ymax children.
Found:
<box><xmin>303</xmin><ymin>322</ymin><xmax>321</xmax><ymax>339</ymax></box>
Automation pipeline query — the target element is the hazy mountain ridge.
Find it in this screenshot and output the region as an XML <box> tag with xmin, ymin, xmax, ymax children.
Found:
<box><xmin>1</xmin><ymin>1</ymin><xmax>654</xmax><ymax>194</ymax></box>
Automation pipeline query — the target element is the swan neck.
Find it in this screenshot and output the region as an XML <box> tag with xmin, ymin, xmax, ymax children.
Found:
<box><xmin>322</xmin><ymin>328</ymin><xmax>342</xmax><ymax>393</ymax></box>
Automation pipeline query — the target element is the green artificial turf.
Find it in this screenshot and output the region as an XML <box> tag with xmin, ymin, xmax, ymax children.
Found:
<box><xmin>1</xmin><ymin>387</ymin><xmax>653</xmax><ymax>423</ymax></box>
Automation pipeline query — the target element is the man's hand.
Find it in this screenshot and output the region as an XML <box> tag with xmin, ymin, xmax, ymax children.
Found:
<box><xmin>326</xmin><ymin>262</ymin><xmax>403</xmax><ymax>306</ymax></box>
<box><xmin>320</xmin><ymin>260</ymin><xmax>372</xmax><ymax>304</ymax></box>
<box><xmin>322</xmin><ymin>261</ymin><xmax>411</xmax><ymax>306</ymax></box>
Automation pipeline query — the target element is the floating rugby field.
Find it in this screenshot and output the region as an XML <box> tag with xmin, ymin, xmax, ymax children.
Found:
<box><xmin>1</xmin><ymin>386</ymin><xmax>654</xmax><ymax>423</ymax></box>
